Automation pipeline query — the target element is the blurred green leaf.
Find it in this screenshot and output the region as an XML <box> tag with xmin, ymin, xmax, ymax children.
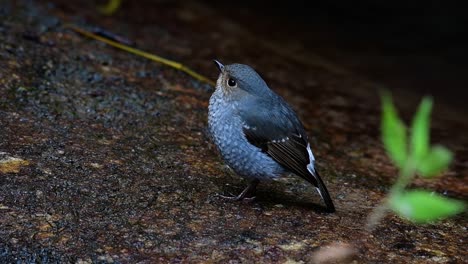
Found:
<box><xmin>389</xmin><ymin>190</ymin><xmax>465</xmax><ymax>223</ymax></box>
<box><xmin>410</xmin><ymin>97</ymin><xmax>433</xmax><ymax>164</ymax></box>
<box><xmin>381</xmin><ymin>93</ymin><xmax>407</xmax><ymax>168</ymax></box>
<box><xmin>417</xmin><ymin>146</ymin><xmax>453</xmax><ymax>177</ymax></box>
<box><xmin>99</xmin><ymin>0</ymin><xmax>122</xmax><ymax>15</ymax></box>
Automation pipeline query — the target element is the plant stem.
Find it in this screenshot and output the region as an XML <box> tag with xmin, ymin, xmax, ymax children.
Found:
<box><xmin>365</xmin><ymin>202</ymin><xmax>389</xmax><ymax>231</ymax></box>
<box><xmin>365</xmin><ymin>159</ymin><xmax>415</xmax><ymax>231</ymax></box>
<box><xmin>390</xmin><ymin>159</ymin><xmax>415</xmax><ymax>196</ymax></box>
<box><xmin>64</xmin><ymin>24</ymin><xmax>216</xmax><ymax>86</ymax></box>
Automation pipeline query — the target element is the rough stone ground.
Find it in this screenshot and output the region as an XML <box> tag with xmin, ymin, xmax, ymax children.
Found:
<box><xmin>0</xmin><ymin>1</ymin><xmax>466</xmax><ymax>263</ymax></box>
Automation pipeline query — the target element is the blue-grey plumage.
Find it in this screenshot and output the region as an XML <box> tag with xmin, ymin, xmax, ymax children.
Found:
<box><xmin>208</xmin><ymin>60</ymin><xmax>335</xmax><ymax>212</ymax></box>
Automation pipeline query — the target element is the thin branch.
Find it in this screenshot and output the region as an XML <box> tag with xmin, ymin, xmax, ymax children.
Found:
<box><xmin>64</xmin><ymin>24</ymin><xmax>215</xmax><ymax>86</ymax></box>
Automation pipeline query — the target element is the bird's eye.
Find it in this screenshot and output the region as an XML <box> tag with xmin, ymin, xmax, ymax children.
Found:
<box><xmin>227</xmin><ymin>78</ymin><xmax>237</xmax><ymax>87</ymax></box>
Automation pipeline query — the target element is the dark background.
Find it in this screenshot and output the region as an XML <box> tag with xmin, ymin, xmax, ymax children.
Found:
<box><xmin>202</xmin><ymin>0</ymin><xmax>468</xmax><ymax>112</ymax></box>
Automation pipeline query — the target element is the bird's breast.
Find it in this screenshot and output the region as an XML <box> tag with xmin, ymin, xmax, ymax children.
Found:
<box><xmin>208</xmin><ymin>93</ymin><xmax>284</xmax><ymax>179</ymax></box>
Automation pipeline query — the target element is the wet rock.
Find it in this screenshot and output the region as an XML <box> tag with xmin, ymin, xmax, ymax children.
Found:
<box><xmin>0</xmin><ymin>0</ymin><xmax>466</xmax><ymax>263</ymax></box>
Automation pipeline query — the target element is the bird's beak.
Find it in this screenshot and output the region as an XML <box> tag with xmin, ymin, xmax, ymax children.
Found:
<box><xmin>213</xmin><ymin>60</ymin><xmax>224</xmax><ymax>72</ymax></box>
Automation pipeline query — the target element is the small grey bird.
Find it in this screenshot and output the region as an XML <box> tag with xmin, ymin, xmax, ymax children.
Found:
<box><xmin>208</xmin><ymin>60</ymin><xmax>335</xmax><ymax>212</ymax></box>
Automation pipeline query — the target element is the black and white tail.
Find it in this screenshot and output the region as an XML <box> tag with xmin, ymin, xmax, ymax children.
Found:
<box><xmin>306</xmin><ymin>143</ymin><xmax>335</xmax><ymax>212</ymax></box>
<box><xmin>309</xmin><ymin>168</ymin><xmax>335</xmax><ymax>212</ymax></box>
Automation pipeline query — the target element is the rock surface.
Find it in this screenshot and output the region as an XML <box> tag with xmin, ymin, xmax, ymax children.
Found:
<box><xmin>0</xmin><ymin>1</ymin><xmax>466</xmax><ymax>263</ymax></box>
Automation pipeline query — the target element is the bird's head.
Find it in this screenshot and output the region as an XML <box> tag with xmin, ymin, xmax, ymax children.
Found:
<box><xmin>213</xmin><ymin>60</ymin><xmax>269</xmax><ymax>98</ymax></box>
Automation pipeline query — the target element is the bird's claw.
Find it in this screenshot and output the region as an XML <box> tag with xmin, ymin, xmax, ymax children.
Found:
<box><xmin>215</xmin><ymin>193</ymin><xmax>256</xmax><ymax>202</ymax></box>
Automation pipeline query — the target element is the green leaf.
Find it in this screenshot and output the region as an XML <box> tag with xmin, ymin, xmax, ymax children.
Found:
<box><xmin>381</xmin><ymin>93</ymin><xmax>407</xmax><ymax>168</ymax></box>
<box><xmin>389</xmin><ymin>190</ymin><xmax>465</xmax><ymax>223</ymax></box>
<box><xmin>410</xmin><ymin>97</ymin><xmax>433</xmax><ymax>163</ymax></box>
<box><xmin>99</xmin><ymin>0</ymin><xmax>122</xmax><ymax>15</ymax></box>
<box><xmin>417</xmin><ymin>146</ymin><xmax>453</xmax><ymax>177</ymax></box>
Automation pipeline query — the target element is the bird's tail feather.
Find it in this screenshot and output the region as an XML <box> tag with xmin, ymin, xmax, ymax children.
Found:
<box><xmin>306</xmin><ymin>166</ymin><xmax>335</xmax><ymax>212</ymax></box>
<box><xmin>314</xmin><ymin>170</ymin><xmax>335</xmax><ymax>212</ymax></box>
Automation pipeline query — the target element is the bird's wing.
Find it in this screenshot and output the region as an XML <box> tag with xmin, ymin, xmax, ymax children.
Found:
<box><xmin>240</xmin><ymin>96</ymin><xmax>335</xmax><ymax>212</ymax></box>
<box><xmin>239</xmin><ymin>96</ymin><xmax>315</xmax><ymax>184</ymax></box>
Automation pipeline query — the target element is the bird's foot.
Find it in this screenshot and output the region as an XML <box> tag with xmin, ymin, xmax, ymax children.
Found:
<box><xmin>216</xmin><ymin>192</ymin><xmax>256</xmax><ymax>202</ymax></box>
<box><xmin>216</xmin><ymin>179</ymin><xmax>259</xmax><ymax>202</ymax></box>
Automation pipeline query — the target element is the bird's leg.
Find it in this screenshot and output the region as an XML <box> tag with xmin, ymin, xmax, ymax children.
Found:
<box><xmin>218</xmin><ymin>179</ymin><xmax>259</xmax><ymax>201</ymax></box>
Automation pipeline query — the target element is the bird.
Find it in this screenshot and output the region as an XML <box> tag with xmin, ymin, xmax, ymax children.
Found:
<box><xmin>208</xmin><ymin>60</ymin><xmax>335</xmax><ymax>212</ymax></box>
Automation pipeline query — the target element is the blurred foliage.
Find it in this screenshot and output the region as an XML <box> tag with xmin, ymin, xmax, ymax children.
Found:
<box><xmin>389</xmin><ymin>190</ymin><xmax>465</xmax><ymax>224</ymax></box>
<box><xmin>99</xmin><ymin>0</ymin><xmax>122</xmax><ymax>15</ymax></box>
<box><xmin>380</xmin><ymin>92</ymin><xmax>464</xmax><ymax>223</ymax></box>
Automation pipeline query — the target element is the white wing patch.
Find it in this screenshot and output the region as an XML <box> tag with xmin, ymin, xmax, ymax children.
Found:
<box><xmin>306</xmin><ymin>143</ymin><xmax>316</xmax><ymax>173</ymax></box>
<box><xmin>306</xmin><ymin>143</ymin><xmax>325</xmax><ymax>200</ymax></box>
